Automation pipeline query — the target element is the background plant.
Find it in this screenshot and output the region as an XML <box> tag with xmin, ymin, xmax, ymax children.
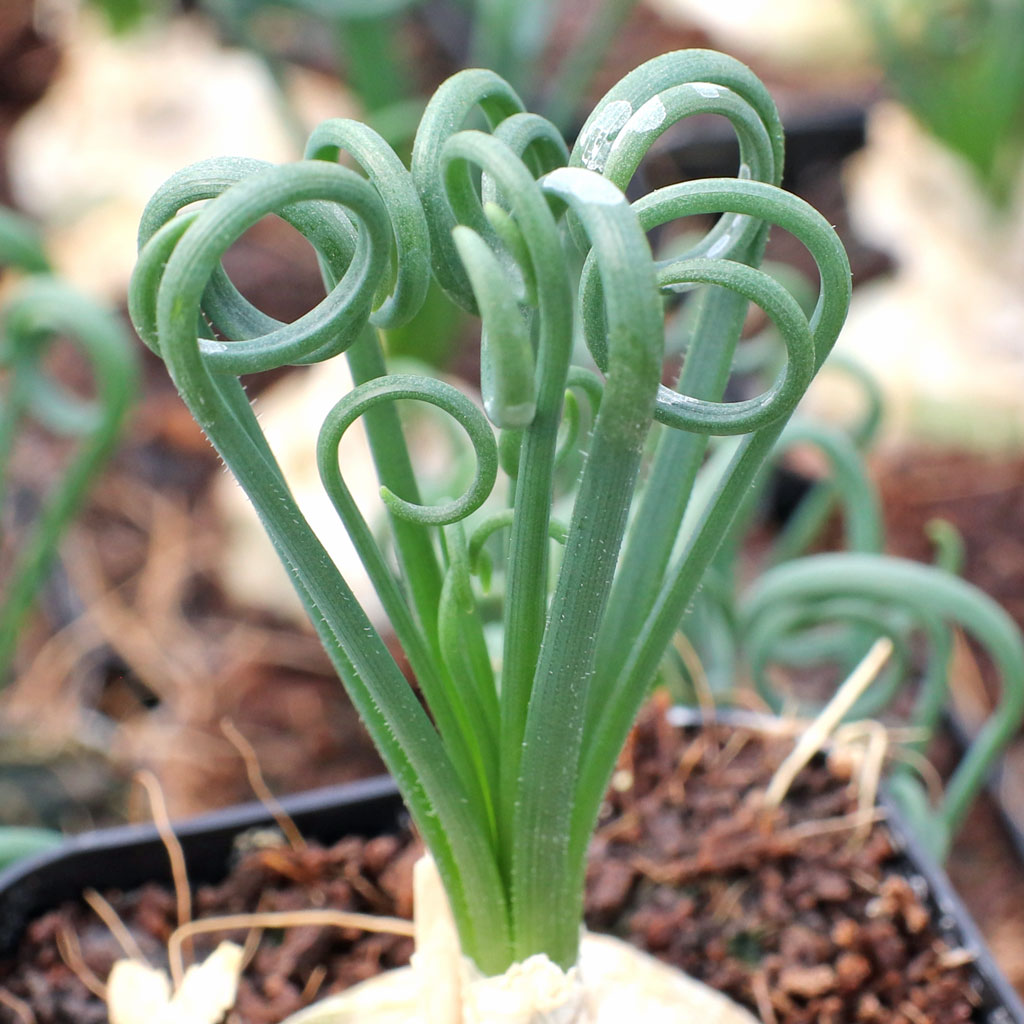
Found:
<box><xmin>660</xmin><ymin>316</ymin><xmax>1024</xmax><ymax>857</ymax></box>
<box><xmin>0</xmin><ymin>206</ymin><xmax>138</xmax><ymax>865</ymax></box>
<box><xmin>863</xmin><ymin>0</ymin><xmax>1024</xmax><ymax>207</ymax></box>
<box><xmin>740</xmin><ymin>551</ymin><xmax>1024</xmax><ymax>855</ymax></box>
<box><xmin>107</xmin><ymin>0</ymin><xmax>640</xmax><ymax>137</ymax></box>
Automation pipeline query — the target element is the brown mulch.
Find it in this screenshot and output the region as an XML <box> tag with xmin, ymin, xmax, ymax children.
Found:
<box><xmin>0</xmin><ymin>701</ymin><xmax>986</xmax><ymax>1024</ymax></box>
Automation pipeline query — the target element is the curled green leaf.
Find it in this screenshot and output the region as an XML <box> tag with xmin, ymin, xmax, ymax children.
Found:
<box><xmin>452</xmin><ymin>225</ymin><xmax>536</xmax><ymax>429</ymax></box>
<box><xmin>318</xmin><ymin>373</ymin><xmax>498</xmax><ymax>527</ymax></box>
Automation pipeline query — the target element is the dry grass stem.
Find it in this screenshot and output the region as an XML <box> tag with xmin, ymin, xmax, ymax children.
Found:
<box><xmin>672</xmin><ymin>633</ymin><xmax>715</xmax><ymax>718</ymax></box>
<box><xmin>889</xmin><ymin>747</ymin><xmax>946</xmax><ymax>808</ymax></box>
<box><xmin>765</xmin><ymin>638</ymin><xmax>894</xmax><ymax>810</ymax></box>
<box><xmin>167</xmin><ymin>910</ymin><xmax>416</xmax><ymax>987</ymax></box>
<box><xmin>852</xmin><ymin>869</ymin><xmax>880</xmax><ymax>894</ymax></box>
<box><xmin>750</xmin><ymin>969</ymin><xmax>778</xmax><ymax>1024</ymax></box>
<box><xmin>776</xmin><ymin>807</ymin><xmax>885</xmax><ymax>845</ymax></box>
<box><xmin>136</xmin><ymin>769</ymin><xmax>193</xmax><ymax>977</ymax></box>
<box><xmin>673</xmin><ymin>733</ymin><xmax>707</xmax><ymax>791</ymax></box>
<box><xmin>715</xmin><ymin>730</ymin><xmax>751</xmax><ymax>772</ymax></box>
<box><xmin>831</xmin><ymin>720</ymin><xmax>891</xmax><ymax>842</ymax></box>
<box><xmin>83</xmin><ymin>889</ymin><xmax>149</xmax><ymax>964</ymax></box>
<box><xmin>219</xmin><ymin>717</ymin><xmax>306</xmax><ymax>851</ymax></box>
<box><xmin>0</xmin><ymin>987</ymin><xmax>37</xmax><ymax>1024</ymax></box>
<box><xmin>855</xmin><ymin>725</ymin><xmax>888</xmax><ymax>841</ymax></box>
<box><xmin>731</xmin><ymin>688</ymin><xmax>776</xmax><ymax>716</ymax></box>
<box><xmin>55</xmin><ymin>923</ymin><xmax>107</xmax><ymax>1000</ymax></box>
<box><xmin>300</xmin><ymin>964</ymin><xmax>328</xmax><ymax>1003</ymax></box>
<box><xmin>239</xmin><ymin>915</ymin><xmax>265</xmax><ymax>972</ymax></box>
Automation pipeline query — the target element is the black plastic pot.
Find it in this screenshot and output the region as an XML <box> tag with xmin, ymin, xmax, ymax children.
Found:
<box><xmin>1</xmin><ymin>744</ymin><xmax>1020</xmax><ymax>1021</ymax></box>
<box><xmin>877</xmin><ymin>789</ymin><xmax>1024</xmax><ymax>1023</ymax></box>
<box><xmin>0</xmin><ymin>775</ymin><xmax>404</xmax><ymax>957</ymax></box>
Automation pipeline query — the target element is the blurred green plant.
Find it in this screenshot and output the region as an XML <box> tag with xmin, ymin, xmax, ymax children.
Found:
<box><xmin>83</xmin><ymin>0</ymin><xmax>157</xmax><ymax>34</ymax></box>
<box><xmin>864</xmin><ymin>0</ymin><xmax>1024</xmax><ymax>206</ymax></box>
<box><xmin>0</xmin><ymin>208</ymin><xmax>135</xmax><ymax>866</ymax></box>
<box><xmin>0</xmin><ymin>825</ymin><xmax>63</xmax><ymax>870</ymax></box>
<box><xmin>0</xmin><ymin>208</ymin><xmax>49</xmax><ymax>275</ymax></box>
<box><xmin>0</xmin><ymin>210</ymin><xmax>138</xmax><ymax>683</ymax></box>
<box><xmin>741</xmin><ymin>550</ymin><xmax>1024</xmax><ymax>856</ymax></box>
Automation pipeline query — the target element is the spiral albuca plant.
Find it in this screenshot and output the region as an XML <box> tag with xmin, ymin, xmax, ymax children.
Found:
<box><xmin>129</xmin><ymin>48</ymin><xmax>864</xmax><ymax>1014</ymax></box>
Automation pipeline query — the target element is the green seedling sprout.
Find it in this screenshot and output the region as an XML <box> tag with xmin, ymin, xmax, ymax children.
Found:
<box><xmin>127</xmin><ymin>49</ymin><xmax>1016</xmax><ymax>976</ymax></box>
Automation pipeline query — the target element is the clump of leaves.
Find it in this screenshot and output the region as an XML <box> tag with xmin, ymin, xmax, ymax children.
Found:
<box><xmin>667</xmin><ymin>333</ymin><xmax>1024</xmax><ymax>857</ymax></box>
<box><xmin>130</xmin><ymin>49</ymin><xmax>941</xmax><ymax>975</ymax></box>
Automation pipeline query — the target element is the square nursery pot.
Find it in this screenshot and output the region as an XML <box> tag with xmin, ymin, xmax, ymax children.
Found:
<box><xmin>0</xmin><ymin>720</ymin><xmax>1021</xmax><ymax>1023</ymax></box>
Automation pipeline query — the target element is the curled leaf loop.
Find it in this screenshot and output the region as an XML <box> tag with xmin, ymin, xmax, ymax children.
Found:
<box><xmin>412</xmin><ymin>69</ymin><xmax>526</xmax><ymax>310</ymax></box>
<box><xmin>305</xmin><ymin>118</ymin><xmax>432</xmax><ymax>329</ymax></box>
<box><xmin>318</xmin><ymin>373</ymin><xmax>498</xmax><ymax>527</ymax></box>
<box><xmin>133</xmin><ymin>160</ymin><xmax>391</xmax><ymax>375</ymax></box>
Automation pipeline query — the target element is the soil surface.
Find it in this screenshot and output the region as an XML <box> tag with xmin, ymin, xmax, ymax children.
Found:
<box><xmin>0</xmin><ymin>700</ymin><xmax>989</xmax><ymax>1024</ymax></box>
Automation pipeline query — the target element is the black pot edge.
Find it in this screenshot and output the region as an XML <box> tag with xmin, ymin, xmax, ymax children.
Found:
<box><xmin>2</xmin><ymin>718</ymin><xmax>1020</xmax><ymax>1021</ymax></box>
<box><xmin>990</xmin><ymin>764</ymin><xmax>1024</xmax><ymax>867</ymax></box>
<box><xmin>0</xmin><ymin>774</ymin><xmax>404</xmax><ymax>956</ymax></box>
<box><xmin>946</xmin><ymin>709</ymin><xmax>1024</xmax><ymax>871</ymax></box>
<box><xmin>879</xmin><ymin>788</ymin><xmax>1024</xmax><ymax>1024</ymax></box>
